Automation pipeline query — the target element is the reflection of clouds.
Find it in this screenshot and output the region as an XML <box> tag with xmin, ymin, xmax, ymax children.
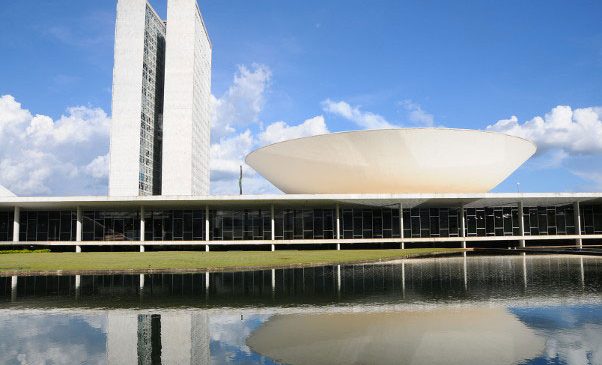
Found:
<box><xmin>210</xmin><ymin>314</ymin><xmax>269</xmax><ymax>354</ymax></box>
<box><xmin>209</xmin><ymin>314</ymin><xmax>275</xmax><ymax>365</ymax></box>
<box><xmin>511</xmin><ymin>306</ymin><xmax>602</xmax><ymax>365</ymax></box>
<box><xmin>0</xmin><ymin>313</ymin><xmax>106</xmax><ymax>365</ymax></box>
<box><xmin>542</xmin><ymin>324</ymin><xmax>602</xmax><ymax>365</ymax></box>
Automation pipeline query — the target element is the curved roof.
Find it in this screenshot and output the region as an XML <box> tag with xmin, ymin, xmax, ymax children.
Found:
<box><xmin>0</xmin><ymin>184</ymin><xmax>15</xmax><ymax>197</ymax></box>
<box><xmin>245</xmin><ymin>128</ymin><xmax>536</xmax><ymax>194</ymax></box>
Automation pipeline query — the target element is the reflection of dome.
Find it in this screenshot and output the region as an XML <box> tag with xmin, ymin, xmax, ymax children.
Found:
<box><xmin>0</xmin><ymin>184</ymin><xmax>15</xmax><ymax>197</ymax></box>
<box><xmin>247</xmin><ymin>308</ymin><xmax>545</xmax><ymax>365</ymax></box>
<box><xmin>246</xmin><ymin>128</ymin><xmax>536</xmax><ymax>194</ymax></box>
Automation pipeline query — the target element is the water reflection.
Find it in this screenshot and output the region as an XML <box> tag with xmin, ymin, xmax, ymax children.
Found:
<box><xmin>0</xmin><ymin>255</ymin><xmax>601</xmax><ymax>364</ymax></box>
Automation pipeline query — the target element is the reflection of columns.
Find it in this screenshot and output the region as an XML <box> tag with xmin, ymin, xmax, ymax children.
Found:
<box><xmin>463</xmin><ymin>252</ymin><xmax>468</xmax><ymax>290</ymax></box>
<box><xmin>11</xmin><ymin>276</ymin><xmax>17</xmax><ymax>302</ymax></box>
<box><xmin>271</xmin><ymin>269</ymin><xmax>276</xmax><ymax>299</ymax></box>
<box><xmin>574</xmin><ymin>202</ymin><xmax>582</xmax><ymax>248</ymax></box>
<box><xmin>75</xmin><ymin>275</ymin><xmax>81</xmax><ymax>299</ymax></box>
<box><xmin>12</xmin><ymin>206</ymin><xmax>20</xmax><ymax>243</ymax></box>
<box><xmin>336</xmin><ymin>265</ymin><xmax>341</xmax><ymax>298</ymax></box>
<box><xmin>76</xmin><ymin>207</ymin><xmax>82</xmax><ymax>253</ymax></box>
<box><xmin>191</xmin><ymin>313</ymin><xmax>211</xmax><ymax>365</ymax></box>
<box><xmin>271</xmin><ymin>205</ymin><xmax>275</xmax><ymax>252</ymax></box>
<box><xmin>336</xmin><ymin>204</ymin><xmax>341</xmax><ymax>250</ymax></box>
<box><xmin>401</xmin><ymin>261</ymin><xmax>405</xmax><ymax>299</ymax></box>
<box><xmin>205</xmin><ymin>206</ymin><xmax>210</xmax><ymax>252</ymax></box>
<box><xmin>518</xmin><ymin>202</ymin><xmax>525</xmax><ymax>248</ymax></box>
<box><xmin>205</xmin><ymin>272</ymin><xmax>210</xmax><ymax>299</ymax></box>
<box><xmin>140</xmin><ymin>206</ymin><xmax>145</xmax><ymax>253</ymax></box>
<box><xmin>139</xmin><ymin>274</ymin><xmax>145</xmax><ymax>289</ymax></box>
<box><xmin>399</xmin><ymin>203</ymin><xmax>404</xmax><ymax>249</ymax></box>
<box><xmin>460</xmin><ymin>206</ymin><xmax>466</xmax><ymax>249</ymax></box>
<box><xmin>579</xmin><ymin>256</ymin><xmax>585</xmax><ymax>288</ymax></box>
<box><xmin>522</xmin><ymin>253</ymin><xmax>527</xmax><ymax>289</ymax></box>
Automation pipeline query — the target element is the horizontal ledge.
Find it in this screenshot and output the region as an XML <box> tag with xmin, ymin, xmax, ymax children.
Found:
<box><xmin>0</xmin><ymin>234</ymin><xmax>600</xmax><ymax>246</ymax></box>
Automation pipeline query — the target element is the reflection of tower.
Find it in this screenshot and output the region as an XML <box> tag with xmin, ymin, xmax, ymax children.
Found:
<box><xmin>191</xmin><ymin>314</ymin><xmax>210</xmax><ymax>365</ymax></box>
<box><xmin>107</xmin><ymin>311</ymin><xmax>210</xmax><ymax>364</ymax></box>
<box><xmin>107</xmin><ymin>313</ymin><xmax>138</xmax><ymax>364</ymax></box>
<box><xmin>138</xmin><ymin>314</ymin><xmax>162</xmax><ymax>365</ymax></box>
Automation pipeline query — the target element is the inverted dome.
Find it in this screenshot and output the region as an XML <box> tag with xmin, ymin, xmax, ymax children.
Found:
<box><xmin>245</xmin><ymin>128</ymin><xmax>536</xmax><ymax>194</ymax></box>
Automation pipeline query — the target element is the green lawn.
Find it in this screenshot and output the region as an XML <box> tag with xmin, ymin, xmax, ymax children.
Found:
<box><xmin>0</xmin><ymin>248</ymin><xmax>465</xmax><ymax>274</ymax></box>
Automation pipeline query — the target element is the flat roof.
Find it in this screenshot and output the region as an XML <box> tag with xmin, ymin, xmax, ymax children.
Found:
<box><xmin>0</xmin><ymin>193</ymin><xmax>601</xmax><ymax>209</ymax></box>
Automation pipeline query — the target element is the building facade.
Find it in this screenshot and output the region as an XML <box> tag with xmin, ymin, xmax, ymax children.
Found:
<box><xmin>1</xmin><ymin>194</ymin><xmax>601</xmax><ymax>251</ymax></box>
<box><xmin>109</xmin><ymin>0</ymin><xmax>166</xmax><ymax>196</ymax></box>
<box><xmin>109</xmin><ymin>0</ymin><xmax>211</xmax><ymax>197</ymax></box>
<box><xmin>161</xmin><ymin>0</ymin><xmax>212</xmax><ymax>196</ymax></box>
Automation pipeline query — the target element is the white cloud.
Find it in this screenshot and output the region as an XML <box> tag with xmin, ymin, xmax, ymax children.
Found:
<box><xmin>209</xmin><ymin>115</ymin><xmax>328</xmax><ymax>195</ymax></box>
<box><xmin>211</xmin><ymin>64</ymin><xmax>271</xmax><ymax>139</ymax></box>
<box><xmin>259</xmin><ymin>115</ymin><xmax>328</xmax><ymax>146</ymax></box>
<box><xmin>487</xmin><ymin>105</ymin><xmax>602</xmax><ymax>155</ymax></box>
<box><xmin>84</xmin><ymin>153</ymin><xmax>109</xmax><ymax>179</ymax></box>
<box><xmin>400</xmin><ymin>99</ymin><xmax>434</xmax><ymax>127</ymax></box>
<box><xmin>322</xmin><ymin>99</ymin><xmax>396</xmax><ymax>129</ymax></box>
<box><xmin>0</xmin><ymin>94</ymin><xmax>109</xmax><ymax>195</ymax></box>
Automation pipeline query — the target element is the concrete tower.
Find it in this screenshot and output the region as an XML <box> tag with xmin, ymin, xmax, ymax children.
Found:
<box><xmin>161</xmin><ymin>0</ymin><xmax>212</xmax><ymax>196</ymax></box>
<box><xmin>109</xmin><ymin>0</ymin><xmax>166</xmax><ymax>196</ymax></box>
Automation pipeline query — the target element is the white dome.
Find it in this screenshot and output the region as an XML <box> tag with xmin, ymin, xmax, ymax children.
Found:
<box><xmin>0</xmin><ymin>184</ymin><xmax>15</xmax><ymax>197</ymax></box>
<box><xmin>245</xmin><ymin>128</ymin><xmax>536</xmax><ymax>194</ymax></box>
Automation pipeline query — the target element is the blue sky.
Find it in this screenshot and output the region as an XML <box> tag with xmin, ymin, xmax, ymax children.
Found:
<box><xmin>0</xmin><ymin>0</ymin><xmax>601</xmax><ymax>195</ymax></box>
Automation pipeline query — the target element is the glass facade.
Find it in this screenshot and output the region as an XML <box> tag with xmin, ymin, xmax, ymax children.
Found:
<box><xmin>404</xmin><ymin>208</ymin><xmax>461</xmax><ymax>238</ymax></box>
<box><xmin>523</xmin><ymin>205</ymin><xmax>576</xmax><ymax>236</ymax></box>
<box><xmin>144</xmin><ymin>210</ymin><xmax>205</xmax><ymax>241</ymax></box>
<box><xmin>4</xmin><ymin>204</ymin><xmax>602</xmax><ymax>243</ymax></box>
<box><xmin>210</xmin><ymin>209</ymin><xmax>271</xmax><ymax>241</ymax></box>
<box><xmin>341</xmin><ymin>207</ymin><xmax>400</xmax><ymax>239</ymax></box>
<box><xmin>82</xmin><ymin>210</ymin><xmax>140</xmax><ymax>241</ymax></box>
<box><xmin>464</xmin><ymin>207</ymin><xmax>520</xmax><ymax>237</ymax></box>
<box><xmin>275</xmin><ymin>208</ymin><xmax>335</xmax><ymax>240</ymax></box>
<box><xmin>19</xmin><ymin>210</ymin><xmax>76</xmax><ymax>242</ymax></box>
<box><xmin>0</xmin><ymin>211</ymin><xmax>14</xmax><ymax>242</ymax></box>
<box><xmin>581</xmin><ymin>205</ymin><xmax>602</xmax><ymax>235</ymax></box>
<box><xmin>138</xmin><ymin>5</ymin><xmax>166</xmax><ymax>196</ymax></box>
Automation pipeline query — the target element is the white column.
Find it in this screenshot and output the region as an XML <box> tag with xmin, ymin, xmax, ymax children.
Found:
<box><xmin>399</xmin><ymin>202</ymin><xmax>404</xmax><ymax>249</ymax></box>
<box><xmin>518</xmin><ymin>202</ymin><xmax>525</xmax><ymax>248</ymax></box>
<box><xmin>205</xmin><ymin>206</ymin><xmax>210</xmax><ymax>252</ymax></box>
<box><xmin>76</xmin><ymin>207</ymin><xmax>82</xmax><ymax>253</ymax></box>
<box><xmin>336</xmin><ymin>204</ymin><xmax>341</xmax><ymax>251</ymax></box>
<box><xmin>139</xmin><ymin>206</ymin><xmax>145</xmax><ymax>252</ymax></box>
<box><xmin>574</xmin><ymin>201</ymin><xmax>582</xmax><ymax>248</ymax></box>
<box><xmin>270</xmin><ymin>205</ymin><xmax>275</xmax><ymax>251</ymax></box>
<box><xmin>12</xmin><ymin>206</ymin><xmax>20</xmax><ymax>242</ymax></box>
<box><xmin>460</xmin><ymin>206</ymin><xmax>466</xmax><ymax>249</ymax></box>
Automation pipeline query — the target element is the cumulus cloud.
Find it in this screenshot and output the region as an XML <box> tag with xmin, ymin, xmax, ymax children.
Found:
<box><xmin>487</xmin><ymin>105</ymin><xmax>602</xmax><ymax>155</ymax></box>
<box><xmin>211</xmin><ymin>64</ymin><xmax>272</xmax><ymax>139</ymax></box>
<box><xmin>0</xmin><ymin>95</ymin><xmax>110</xmax><ymax>195</ymax></box>
<box><xmin>399</xmin><ymin>99</ymin><xmax>434</xmax><ymax>127</ymax></box>
<box><xmin>322</xmin><ymin>99</ymin><xmax>396</xmax><ymax>129</ymax></box>
<box><xmin>258</xmin><ymin>115</ymin><xmax>328</xmax><ymax>145</ymax></box>
<box><xmin>209</xmin><ymin>64</ymin><xmax>332</xmax><ymax>194</ymax></box>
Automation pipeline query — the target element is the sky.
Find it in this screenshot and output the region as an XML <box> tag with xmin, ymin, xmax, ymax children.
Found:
<box><xmin>0</xmin><ymin>0</ymin><xmax>601</xmax><ymax>196</ymax></box>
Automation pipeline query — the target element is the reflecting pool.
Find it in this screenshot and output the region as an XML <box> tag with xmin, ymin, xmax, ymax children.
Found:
<box><xmin>0</xmin><ymin>254</ymin><xmax>601</xmax><ymax>364</ymax></box>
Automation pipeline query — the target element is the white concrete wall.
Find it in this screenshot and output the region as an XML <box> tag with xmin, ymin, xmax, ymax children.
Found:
<box><xmin>162</xmin><ymin>0</ymin><xmax>212</xmax><ymax>196</ymax></box>
<box><xmin>109</xmin><ymin>0</ymin><xmax>148</xmax><ymax>196</ymax></box>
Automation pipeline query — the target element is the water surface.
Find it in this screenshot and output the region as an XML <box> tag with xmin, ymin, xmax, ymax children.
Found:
<box><xmin>0</xmin><ymin>254</ymin><xmax>601</xmax><ymax>364</ymax></box>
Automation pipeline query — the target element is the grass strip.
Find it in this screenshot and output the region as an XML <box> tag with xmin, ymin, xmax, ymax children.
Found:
<box><xmin>0</xmin><ymin>248</ymin><xmax>465</xmax><ymax>274</ymax></box>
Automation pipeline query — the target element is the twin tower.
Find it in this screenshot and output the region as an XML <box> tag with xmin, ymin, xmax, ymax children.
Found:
<box><xmin>109</xmin><ymin>0</ymin><xmax>211</xmax><ymax>197</ymax></box>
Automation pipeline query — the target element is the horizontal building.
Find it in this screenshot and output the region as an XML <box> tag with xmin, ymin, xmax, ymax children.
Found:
<box><xmin>1</xmin><ymin>193</ymin><xmax>601</xmax><ymax>251</ymax></box>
